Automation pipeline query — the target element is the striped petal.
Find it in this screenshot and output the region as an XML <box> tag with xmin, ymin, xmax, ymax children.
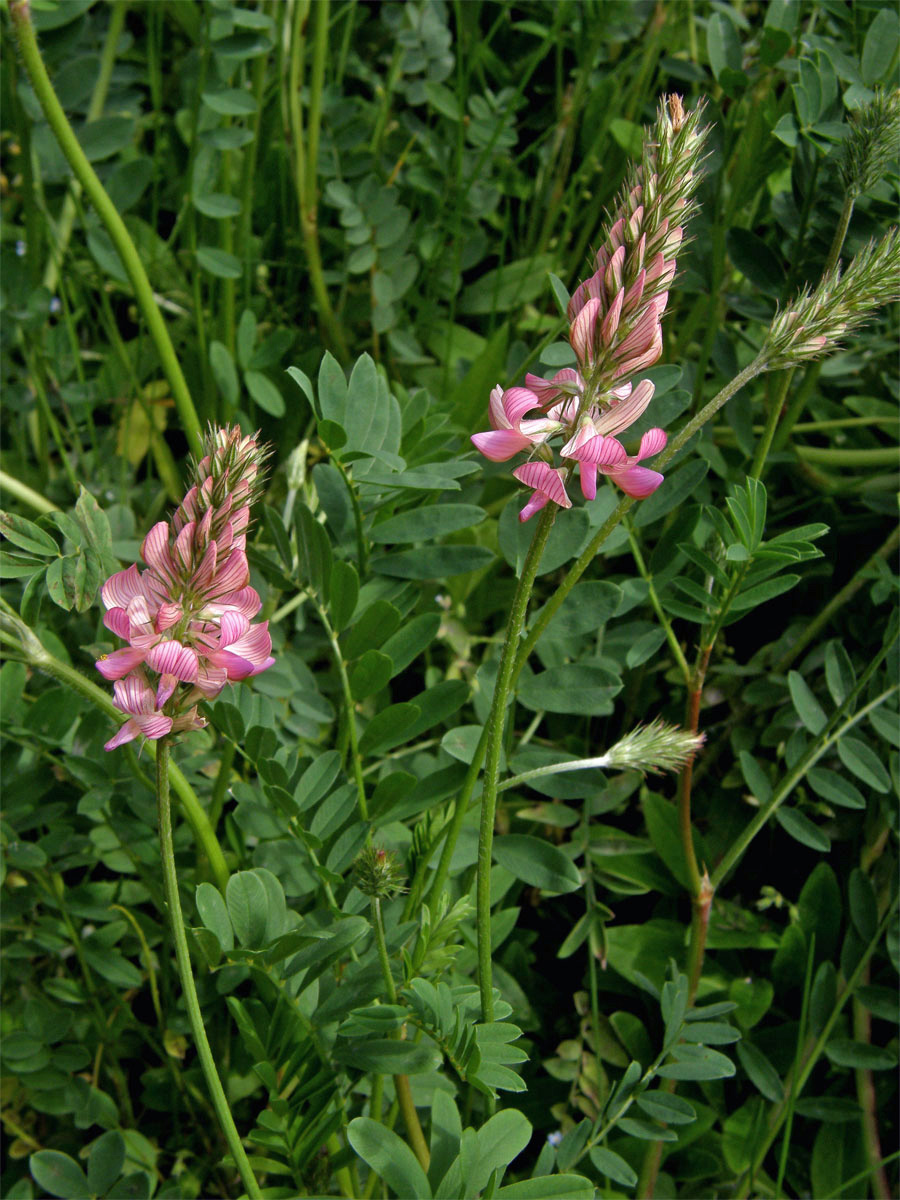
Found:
<box><xmin>512</xmin><ymin>462</ymin><xmax>572</xmax><ymax>509</ymax></box>
<box><xmin>609</xmin><ymin>466</ymin><xmax>664</xmax><ymax>499</ymax></box>
<box><xmin>471</xmin><ymin>429</ymin><xmax>532</xmax><ymax>462</ymax></box>
<box><xmin>101</xmin><ymin>564</ymin><xmax>145</xmax><ymax>611</ymax></box>
<box><xmin>141</xmin><ymin>522</ymin><xmax>175</xmax><ymax>579</ymax></box>
<box><xmin>594</xmin><ymin>379</ymin><xmax>655</xmax><ymax>438</ymax></box>
<box><xmin>570</xmin><ymin>297</ymin><xmax>601</xmax><ymax>366</ymax></box>
<box><xmin>96</xmin><ymin>646</ymin><xmax>147</xmax><ymax>680</ymax></box>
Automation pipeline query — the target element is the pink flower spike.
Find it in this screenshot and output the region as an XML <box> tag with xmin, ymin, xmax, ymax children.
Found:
<box><xmin>512</xmin><ymin>462</ymin><xmax>571</xmax><ymax>521</ymax></box>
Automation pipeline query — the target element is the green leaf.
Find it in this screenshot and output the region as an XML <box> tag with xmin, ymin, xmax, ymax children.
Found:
<box><xmin>330</xmin><ymin>560</ymin><xmax>359</xmax><ymax>632</ymax></box>
<box><xmin>334</xmin><ymin>1039</ymin><xmax>439</xmax><ymax>1075</ymax></box>
<box><xmin>210</xmin><ymin>341</ymin><xmax>239</xmax><ymax>409</ymax></box>
<box><xmin>726</xmin><ymin>229</ymin><xmax>783</xmax><ymax>296</ymax></box>
<box><xmin>635</xmin><ymin>1091</ymin><xmax>697</xmax><ymax>1125</ymax></box>
<box><xmin>30</xmin><ymin>1151</ymin><xmax>90</xmax><ymax>1199</ymax></box>
<box><xmin>775</xmin><ymin>807</ymin><xmax>830</xmax><ymax>853</ymax></box>
<box><xmin>78</xmin><ymin>116</ymin><xmax>136</xmax><ymax>162</ymax></box>
<box><xmin>244</xmin><ymin>370</ymin><xmax>285</xmax><ymax>417</ymax></box>
<box><xmin>729</xmin><ymin>574</ymin><xmax>800</xmax><ymax>613</ymax></box>
<box><xmin>195</xmin><ymin>882</ymin><xmax>234</xmax><ymax>951</ymax></box>
<box><xmin>617</xmin><ymin>1116</ymin><xmax>677</xmax><ymax>1141</ymax></box>
<box><xmin>824</xmin><ymin>1039</ymin><xmax>897</xmax><ymax>1071</ymax></box>
<box><xmin>372</xmin><ymin>545</ymin><xmax>494</xmax><ymax>579</ymax></box>
<box><xmin>824</xmin><ymin>641</ymin><xmax>856</xmax><ymax>707</ymax></box>
<box><xmin>456</xmin><ymin>254</ymin><xmax>555</xmax><ymax>315</ymax></box>
<box><xmin>794</xmin><ymin>1097</ymin><xmax>862</xmax><ymax>1123</ymax></box>
<box><xmin>536</xmin><ymin>580</ymin><xmax>622</xmax><ymax>639</ymax></box>
<box><xmin>429</xmin><ymin>1090</ymin><xmax>462</xmax><ymax>1192</ymax></box>
<box><xmin>226</xmin><ymin>871</ymin><xmax>269</xmax><ymax>949</ymax></box>
<box><xmin>807</xmin><ymin>768</ymin><xmax>865</xmax><ymax>810</ymax></box>
<box><xmin>861</xmin><ymin>7</ymin><xmax>899</xmax><ymax>84</ymax></box>
<box><xmin>837</xmin><ymin>736</ymin><xmax>891</xmax><ymax>793</ymax></box>
<box><xmin>87</xmin><ymin>1131</ymin><xmax>125</xmax><ymax>1197</ymax></box>
<box><xmin>739</xmin><ymin>751</ymin><xmax>772</xmax><ymax>804</ymax></box>
<box><xmin>349</xmin><ymin>1118</ymin><xmax>432</xmax><ymax>1200</ymax></box>
<box><xmin>517</xmin><ymin>663</ymin><xmax>621</xmax><ymax>716</ymax></box>
<box><xmin>0</xmin><ymin>511</ymin><xmax>58</xmax><ymax>556</ymax></box>
<box><xmin>681</xmin><ymin>1020</ymin><xmax>741</xmax><ymax>1045</ymax></box>
<box><xmin>295</xmin><ymin>503</ymin><xmax>332</xmax><ymax>601</ymax></box>
<box><xmin>707</xmin><ymin>12</ymin><xmax>743</xmax><ymax>79</ymax></box>
<box><xmin>349</xmin><ymin>650</ymin><xmax>393</xmax><ymax>700</ymax></box>
<box><xmin>496</xmin><ymin>1177</ymin><xmax>594</xmax><ymax>1199</ymax></box>
<box><xmin>342</xmin><ymin>600</ymin><xmax>402</xmax><ymax>660</ymax></box>
<box><xmin>788</xmin><ymin>671</ymin><xmax>828</xmax><ymax>735</ymax></box>
<box><xmin>736</xmin><ymin>1041</ymin><xmax>784</xmax><ymax>1102</ymax></box>
<box><xmin>358</xmin><ymin>703</ymin><xmax>420</xmax><ymax>757</ymax></box>
<box><xmin>196</xmin><ymin>246</ymin><xmax>242</xmax><ymax>278</ymax></box>
<box><xmin>202</xmin><ymin>87</ymin><xmax>259</xmax><ymax>115</ymax></box>
<box><xmin>798</xmin><ymin>861</ymin><xmax>842</xmax><ymax>962</ymax></box>
<box><xmin>466</xmin><ymin>1109</ymin><xmax>532</xmax><ymax>1194</ymax></box>
<box><xmin>658</xmin><ymin>1044</ymin><xmax>736</xmax><ymax>1080</ymax></box>
<box><xmin>589</xmin><ymin>1146</ymin><xmax>637</xmax><ymax>1188</ymax></box>
<box><xmin>192</xmin><ymin>192</ymin><xmax>242</xmax><ymax>218</ymax></box>
<box><xmin>491</xmin><ymin>835</ymin><xmax>582</xmax><ymax>895</ymax></box>
<box><xmin>380</xmin><ymin>614</ymin><xmax>441</xmax><ymax>676</ymax></box>
<box><xmin>848</xmin><ymin>869</ymin><xmax>877</xmax><ymax>942</ymax></box>
<box><xmin>370</xmin><ymin>504</ymin><xmax>486</xmax><ymax>543</ymax></box>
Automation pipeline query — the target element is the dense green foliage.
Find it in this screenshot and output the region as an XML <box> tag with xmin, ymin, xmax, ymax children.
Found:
<box><xmin>1</xmin><ymin>2</ymin><xmax>897</xmax><ymax>1199</ymax></box>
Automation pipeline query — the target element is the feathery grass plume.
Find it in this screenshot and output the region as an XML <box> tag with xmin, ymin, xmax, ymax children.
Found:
<box><xmin>601</xmin><ymin>719</ymin><xmax>706</xmax><ymax>775</ymax></box>
<box><xmin>96</xmin><ymin>425</ymin><xmax>274</xmax><ymax>750</ymax></box>
<box><xmin>765</xmin><ymin>229</ymin><xmax>900</xmax><ymax>370</ymax></box>
<box><xmin>472</xmin><ymin>95</ymin><xmax>710</xmax><ymax>520</ymax></box>
<box><xmin>840</xmin><ymin>89</ymin><xmax>900</xmax><ymax>199</ymax></box>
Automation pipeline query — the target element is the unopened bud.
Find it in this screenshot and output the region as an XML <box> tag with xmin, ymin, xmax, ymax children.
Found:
<box><xmin>353</xmin><ymin>846</ymin><xmax>407</xmax><ymax>899</ymax></box>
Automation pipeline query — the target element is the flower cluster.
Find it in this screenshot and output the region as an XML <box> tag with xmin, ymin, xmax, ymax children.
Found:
<box><xmin>765</xmin><ymin>229</ymin><xmax>900</xmax><ymax>370</ymax></box>
<box><xmin>96</xmin><ymin>426</ymin><xmax>274</xmax><ymax>750</ymax></box>
<box><xmin>472</xmin><ymin>95</ymin><xmax>708</xmax><ymax>520</ymax></box>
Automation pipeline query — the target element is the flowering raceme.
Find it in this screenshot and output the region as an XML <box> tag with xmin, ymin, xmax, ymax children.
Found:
<box><xmin>472</xmin><ymin>95</ymin><xmax>708</xmax><ymax>520</ymax></box>
<box><xmin>96</xmin><ymin>426</ymin><xmax>274</xmax><ymax>750</ymax></box>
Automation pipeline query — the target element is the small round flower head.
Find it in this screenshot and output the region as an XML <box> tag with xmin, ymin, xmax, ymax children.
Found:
<box><xmin>353</xmin><ymin>847</ymin><xmax>407</xmax><ymax>899</ymax></box>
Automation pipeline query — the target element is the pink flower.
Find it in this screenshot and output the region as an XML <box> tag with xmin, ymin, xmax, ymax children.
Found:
<box><xmin>471</xmin><ymin>386</ymin><xmax>561</xmax><ymax>462</ymax></box>
<box><xmin>563</xmin><ymin>427</ymin><xmax>668</xmax><ymax>500</ymax></box>
<box><xmin>511</xmin><ymin>462</ymin><xmax>572</xmax><ymax>522</ymax></box>
<box><xmin>96</xmin><ymin>425</ymin><xmax>273</xmax><ymax>750</ymax></box>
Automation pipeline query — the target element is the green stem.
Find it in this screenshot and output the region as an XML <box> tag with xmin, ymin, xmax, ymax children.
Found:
<box><xmin>477</xmin><ymin>503</ymin><xmax>557</xmax><ymax>1023</ymax></box>
<box><xmin>42</xmin><ymin>0</ymin><xmax>127</xmax><ymax>295</ymax></box>
<box><xmin>10</xmin><ymin>0</ymin><xmax>203</xmax><ymax>457</ymax></box>
<box><xmin>156</xmin><ymin>739</ymin><xmax>263</xmax><ymax>1200</ymax></box>
<box><xmin>0</xmin><ymin>469</ymin><xmax>55</xmax><ymax>513</ymax></box>
<box><xmin>712</xmin><ymin>678</ymin><xmax>898</xmax><ymax>892</ymax></box>
<box><xmin>1</xmin><ymin>607</ymin><xmax>229</xmax><ymax>891</ymax></box>
<box><xmin>750</xmin><ymin>367</ymin><xmax>793</xmax><ymax>479</ymax></box>
<box><xmin>776</xmin><ymin>524</ymin><xmax>900</xmax><ymax>672</ymax></box>
<box><xmin>318</xmin><ymin>600</ymin><xmax>368</xmax><ymax>822</ymax></box>
<box><xmin>287</xmin><ymin>0</ymin><xmax>349</xmax><ymax>360</ymax></box>
<box><xmin>793</xmin><ymin>445</ymin><xmax>900</xmax><ymax>467</ymax></box>
<box><xmin>625</xmin><ymin>520</ymin><xmax>691</xmax><ymax>684</ymax></box>
<box><xmin>371</xmin><ymin>898</ymin><xmax>430</xmax><ymax>1172</ymax></box>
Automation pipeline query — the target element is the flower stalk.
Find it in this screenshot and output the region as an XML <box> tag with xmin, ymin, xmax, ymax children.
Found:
<box><xmin>156</xmin><ymin>737</ymin><xmax>263</xmax><ymax>1200</ymax></box>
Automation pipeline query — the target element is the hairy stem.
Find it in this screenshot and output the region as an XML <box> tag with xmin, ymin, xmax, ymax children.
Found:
<box><xmin>156</xmin><ymin>738</ymin><xmax>262</xmax><ymax>1200</ymax></box>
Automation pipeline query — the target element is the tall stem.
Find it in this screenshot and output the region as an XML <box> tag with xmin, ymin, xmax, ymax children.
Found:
<box><xmin>476</xmin><ymin>504</ymin><xmax>557</xmax><ymax>1023</ymax></box>
<box><xmin>10</xmin><ymin>0</ymin><xmax>203</xmax><ymax>456</ymax></box>
<box><xmin>156</xmin><ymin>739</ymin><xmax>262</xmax><ymax>1200</ymax></box>
<box><xmin>371</xmin><ymin>898</ymin><xmax>430</xmax><ymax>1171</ymax></box>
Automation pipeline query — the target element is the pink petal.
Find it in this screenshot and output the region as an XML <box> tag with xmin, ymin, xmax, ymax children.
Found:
<box><xmin>512</xmin><ymin>462</ymin><xmax>572</xmax><ymax>508</ymax></box>
<box><xmin>97</xmin><ymin>646</ymin><xmax>148</xmax><ymax>680</ymax></box>
<box><xmin>518</xmin><ymin>493</ymin><xmax>548</xmax><ymax>522</ymax></box>
<box><xmin>219</xmin><ymin>610</ymin><xmax>250</xmax><ymax>647</ymax></box>
<box><xmin>614</xmin><ymin>304</ymin><xmax>661</xmax><ymax>360</ymax></box>
<box><xmin>103</xmin><ymin>608</ymin><xmax>132</xmax><ymax>640</ymax></box>
<box><xmin>622</xmin><ymin>269</ymin><xmax>646</xmax><ymax>316</ymax></box>
<box><xmin>635</xmin><ymin>428</ymin><xmax>667</xmax><ymax>460</ymax></box>
<box><xmin>133</xmin><ymin>713</ymin><xmax>174</xmax><ymax>740</ymax></box>
<box><xmin>173</xmin><ymin>522</ymin><xmax>195</xmax><ymax>570</ymax></box>
<box><xmin>600</xmin><ymin>289</ymin><xmax>624</xmax><ymax>347</ymax></box>
<box><xmin>208</xmin><ymin>550</ymin><xmax>250</xmax><ymax>597</ymax></box>
<box><xmin>101</xmin><ymin>564</ymin><xmax>145</xmax><ymax>611</ymax></box>
<box><xmin>524</xmin><ymin>369</ymin><xmax>583</xmax><ymax>405</ymax></box>
<box><xmin>487</xmin><ymin>384</ymin><xmax>507</xmax><ymax>430</ymax></box>
<box><xmin>579</xmin><ymin>462</ymin><xmax>599</xmax><ymax>502</ymax></box>
<box><xmin>471</xmin><ymin>429</ymin><xmax>533</xmax><ymax>462</ymax></box>
<box><xmin>156</xmin><ymin>674</ymin><xmax>178</xmax><ymax>707</ymax></box>
<box><xmin>609</xmin><ymin>466</ymin><xmax>664</xmax><ymax>499</ymax></box>
<box><xmin>570</xmin><ymin>297</ymin><xmax>601</xmax><ymax>366</ymax></box>
<box><xmin>141</xmin><ymin>522</ymin><xmax>175</xmax><ymax>579</ymax></box>
<box><xmin>105</xmin><ymin>720</ymin><xmax>141</xmax><ymax>751</ymax></box>
<box><xmin>613</xmin><ymin>326</ymin><xmax>663</xmax><ymax>378</ymax></box>
<box><xmin>604</xmin><ymin>245</ymin><xmax>626</xmax><ymax>295</ymax></box>
<box><xmin>146</xmin><ymin>641</ymin><xmax>199</xmax><ymax>682</ymax></box>
<box><xmin>155</xmin><ymin>602</ymin><xmax>183</xmax><ymax>632</ymax></box>
<box><xmin>576</xmin><ymin>435</ymin><xmax>628</xmax><ymax>468</ymax></box>
<box><xmin>502</xmin><ymin>387</ymin><xmax>542</xmax><ymax>425</ymax></box>
<box><xmin>113</xmin><ymin>673</ymin><xmax>154</xmax><ymax>716</ymax></box>
<box><xmin>594</xmin><ymin>378</ymin><xmax>656</xmax><ymax>438</ymax></box>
